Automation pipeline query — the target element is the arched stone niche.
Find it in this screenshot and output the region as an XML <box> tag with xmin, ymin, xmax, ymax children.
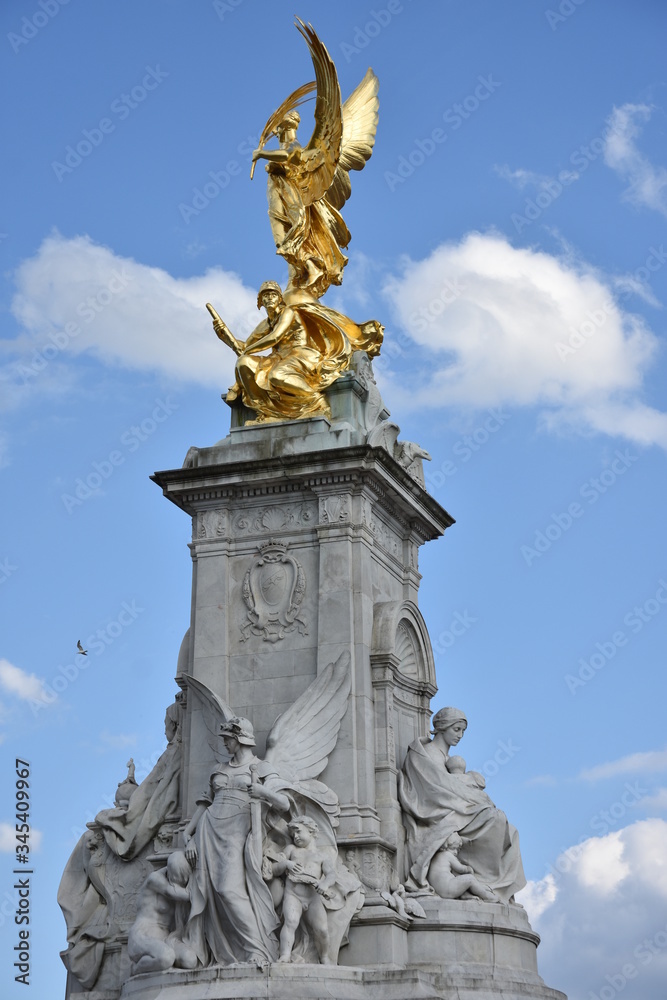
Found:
<box><xmin>370</xmin><ymin>601</ymin><xmax>437</xmax><ymax>854</ymax></box>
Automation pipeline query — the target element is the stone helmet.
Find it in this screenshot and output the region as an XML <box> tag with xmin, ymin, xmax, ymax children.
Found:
<box><xmin>256</xmin><ymin>280</ymin><xmax>284</xmax><ymax>309</ymax></box>
<box><xmin>220</xmin><ymin>716</ymin><xmax>256</xmax><ymax>746</ymax></box>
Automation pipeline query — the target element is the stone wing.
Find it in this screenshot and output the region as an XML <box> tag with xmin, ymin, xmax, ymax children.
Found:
<box><xmin>264</xmin><ymin>651</ymin><xmax>351</xmax><ymax>782</ymax></box>
<box><xmin>183</xmin><ymin>674</ymin><xmax>234</xmax><ymax>760</ymax></box>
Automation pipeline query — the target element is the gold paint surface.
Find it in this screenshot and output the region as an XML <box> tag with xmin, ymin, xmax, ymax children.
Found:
<box><xmin>208</xmin><ymin>20</ymin><xmax>383</xmax><ymax>424</ymax></box>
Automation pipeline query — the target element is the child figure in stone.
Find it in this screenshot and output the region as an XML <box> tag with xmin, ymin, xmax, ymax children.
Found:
<box><xmin>430</xmin><ymin>833</ymin><xmax>499</xmax><ymax>903</ymax></box>
<box><xmin>270</xmin><ymin>815</ymin><xmax>336</xmax><ymax>964</ymax></box>
<box><xmin>446</xmin><ymin>755</ymin><xmax>496</xmax><ymax>806</ymax></box>
<box><xmin>127</xmin><ymin>851</ymin><xmax>197</xmax><ymax>974</ymax></box>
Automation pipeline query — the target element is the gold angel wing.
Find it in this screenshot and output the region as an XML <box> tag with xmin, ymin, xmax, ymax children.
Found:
<box><xmin>292</xmin><ymin>18</ymin><xmax>343</xmax><ymax>208</ymax></box>
<box><xmin>264</xmin><ymin>651</ymin><xmax>351</xmax><ymax>783</ymax></box>
<box><xmin>326</xmin><ymin>68</ymin><xmax>380</xmax><ymax>211</ymax></box>
<box><xmin>250</xmin><ymin>80</ymin><xmax>316</xmax><ymax>180</ymax></box>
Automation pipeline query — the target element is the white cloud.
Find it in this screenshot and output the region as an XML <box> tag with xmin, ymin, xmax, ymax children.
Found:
<box><xmin>98</xmin><ymin>731</ymin><xmax>137</xmax><ymax>750</ymax></box>
<box><xmin>7</xmin><ymin>230</ymin><xmax>667</xmax><ymax>453</ymax></box>
<box><xmin>0</xmin><ymin>658</ymin><xmax>49</xmax><ymax>703</ymax></box>
<box><xmin>382</xmin><ymin>232</ymin><xmax>667</xmax><ymax>448</ymax></box>
<box><xmin>524</xmin><ymin>774</ymin><xmax>558</xmax><ymax>787</ymax></box>
<box><xmin>6</xmin><ymin>232</ymin><xmax>258</xmax><ymax>394</ymax></box>
<box><xmin>519</xmin><ymin>820</ymin><xmax>667</xmax><ymax>1000</ymax></box>
<box><xmin>494</xmin><ymin>164</ymin><xmax>578</xmax><ymax>190</ymax></box>
<box><xmin>575</xmin><ymin>830</ymin><xmax>630</xmax><ymax>893</ymax></box>
<box><xmin>580</xmin><ymin>748</ymin><xmax>667</xmax><ymax>782</ymax></box>
<box><xmin>0</xmin><ymin>822</ymin><xmax>42</xmax><ymax>852</ymax></box>
<box><xmin>639</xmin><ymin>788</ymin><xmax>667</xmax><ymax>811</ymax></box>
<box><xmin>604</xmin><ymin>103</ymin><xmax>667</xmax><ymax>217</ymax></box>
<box><xmin>517</xmin><ymin>871</ymin><xmax>557</xmax><ymax>920</ymax></box>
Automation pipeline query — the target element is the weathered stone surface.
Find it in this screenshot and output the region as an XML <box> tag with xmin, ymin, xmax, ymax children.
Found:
<box><xmin>118</xmin><ymin>960</ymin><xmax>566</xmax><ymax>1000</ymax></box>
<box><xmin>62</xmin><ymin>367</ymin><xmax>565</xmax><ymax>999</ymax></box>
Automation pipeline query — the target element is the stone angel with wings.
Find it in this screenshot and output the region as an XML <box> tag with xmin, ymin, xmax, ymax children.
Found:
<box><xmin>251</xmin><ymin>19</ymin><xmax>379</xmax><ymax>301</ymax></box>
<box><xmin>180</xmin><ymin>653</ymin><xmax>363</xmax><ymax>967</ymax></box>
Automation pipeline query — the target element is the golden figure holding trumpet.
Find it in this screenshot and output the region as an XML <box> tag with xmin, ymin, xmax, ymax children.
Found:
<box><xmin>207</xmin><ymin>19</ymin><xmax>383</xmax><ymax>423</ymax></box>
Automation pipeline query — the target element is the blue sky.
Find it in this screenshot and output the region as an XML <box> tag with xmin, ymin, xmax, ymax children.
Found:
<box><xmin>1</xmin><ymin>2</ymin><xmax>667</xmax><ymax>998</ymax></box>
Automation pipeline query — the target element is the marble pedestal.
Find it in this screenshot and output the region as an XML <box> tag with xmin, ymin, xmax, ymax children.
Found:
<box><xmin>62</xmin><ymin>361</ymin><xmax>566</xmax><ymax>999</ymax></box>
<box><xmin>119</xmin><ymin>901</ymin><xmax>564</xmax><ymax>1000</ymax></box>
<box><xmin>152</xmin><ymin>367</ymin><xmax>454</xmax><ymax>888</ymax></box>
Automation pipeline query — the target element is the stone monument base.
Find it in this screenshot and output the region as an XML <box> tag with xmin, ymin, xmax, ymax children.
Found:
<box><xmin>120</xmin><ymin>965</ymin><xmax>563</xmax><ymax>1000</ymax></box>
<box><xmin>117</xmin><ymin>900</ymin><xmax>564</xmax><ymax>1000</ymax></box>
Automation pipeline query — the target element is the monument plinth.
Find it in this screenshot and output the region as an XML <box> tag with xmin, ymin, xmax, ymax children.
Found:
<box><xmin>58</xmin><ymin>19</ymin><xmax>566</xmax><ymax>1000</ymax></box>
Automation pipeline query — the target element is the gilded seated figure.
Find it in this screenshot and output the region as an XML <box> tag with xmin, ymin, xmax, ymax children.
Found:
<box><xmin>208</xmin><ymin>281</ymin><xmax>382</xmax><ymax>422</ymax></box>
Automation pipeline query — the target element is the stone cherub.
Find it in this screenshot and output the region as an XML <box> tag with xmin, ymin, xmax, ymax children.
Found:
<box><xmin>445</xmin><ymin>755</ymin><xmax>495</xmax><ymax>803</ymax></box>
<box><xmin>269</xmin><ymin>815</ymin><xmax>337</xmax><ymax>965</ymax></box>
<box><xmin>429</xmin><ymin>833</ymin><xmax>499</xmax><ymax>903</ymax></box>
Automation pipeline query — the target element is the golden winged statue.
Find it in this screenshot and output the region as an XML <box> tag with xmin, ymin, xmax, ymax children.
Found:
<box><xmin>251</xmin><ymin>18</ymin><xmax>379</xmax><ymax>301</ymax></box>
<box><xmin>207</xmin><ymin>20</ymin><xmax>384</xmax><ymax>423</ymax></box>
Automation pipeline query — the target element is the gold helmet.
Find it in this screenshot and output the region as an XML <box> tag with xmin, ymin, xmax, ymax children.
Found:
<box><xmin>256</xmin><ymin>280</ymin><xmax>283</xmax><ymax>309</ymax></box>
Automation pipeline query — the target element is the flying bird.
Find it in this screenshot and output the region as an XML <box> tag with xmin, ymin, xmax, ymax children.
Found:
<box><xmin>77</xmin><ymin>640</ymin><xmax>88</xmax><ymax>656</ymax></box>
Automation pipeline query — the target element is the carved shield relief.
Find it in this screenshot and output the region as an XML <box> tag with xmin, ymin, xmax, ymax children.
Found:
<box><xmin>240</xmin><ymin>539</ymin><xmax>307</xmax><ymax>643</ymax></box>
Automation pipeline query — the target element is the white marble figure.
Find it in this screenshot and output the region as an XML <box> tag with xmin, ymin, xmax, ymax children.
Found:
<box><xmin>270</xmin><ymin>816</ymin><xmax>336</xmax><ymax>964</ymax></box>
<box><xmin>114</xmin><ymin>758</ymin><xmax>138</xmax><ymax>808</ymax></box>
<box><xmin>380</xmin><ymin>884</ymin><xmax>426</xmax><ymax>920</ymax></box>
<box><xmin>95</xmin><ymin>695</ymin><xmax>183</xmax><ymax>860</ymax></box>
<box><xmin>398</xmin><ymin>707</ymin><xmax>525</xmax><ymax>903</ymax></box>
<box><xmin>183</xmin><ymin>716</ymin><xmax>290</xmax><ymax>966</ymax></box>
<box><xmin>180</xmin><ymin>652</ymin><xmax>355</xmax><ymax>967</ymax></box>
<box><xmin>428</xmin><ymin>833</ymin><xmax>499</xmax><ymax>902</ymax></box>
<box><xmin>127</xmin><ymin>851</ymin><xmax>197</xmax><ymax>974</ymax></box>
<box><xmin>58</xmin><ymin>829</ymin><xmax>111</xmax><ymax>989</ymax></box>
<box><xmin>445</xmin><ymin>755</ymin><xmax>495</xmax><ymax>802</ymax></box>
<box><xmin>59</xmin><ymin>695</ymin><xmax>185</xmax><ymax>991</ymax></box>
